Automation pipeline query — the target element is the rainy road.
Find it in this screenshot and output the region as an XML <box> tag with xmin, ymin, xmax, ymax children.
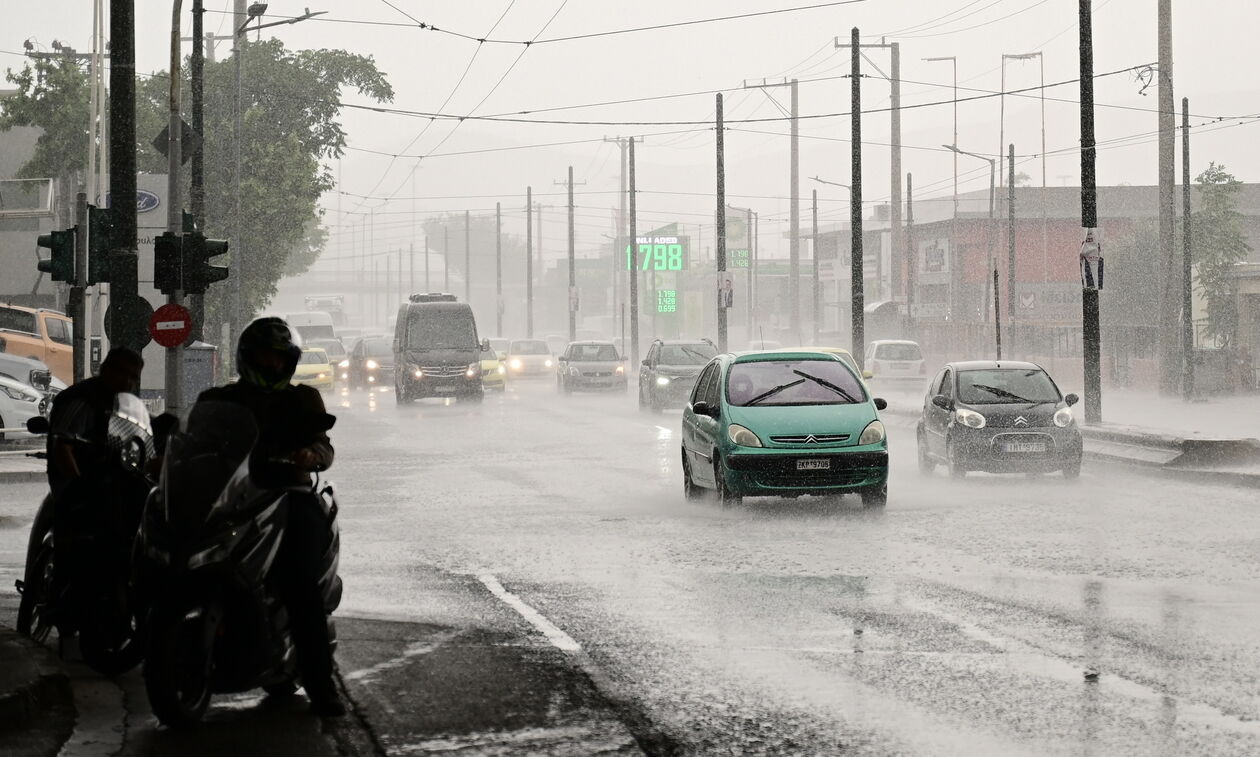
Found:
<box><xmin>322</xmin><ymin>379</ymin><xmax>1260</xmax><ymax>755</ymax></box>
<box><xmin>3</xmin><ymin>379</ymin><xmax>1260</xmax><ymax>755</ymax></box>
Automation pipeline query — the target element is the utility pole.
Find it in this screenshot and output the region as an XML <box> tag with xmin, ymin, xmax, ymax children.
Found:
<box><xmin>189</xmin><ymin>0</ymin><xmax>206</xmax><ymax>342</ymax></box>
<box><xmin>1008</xmin><ymin>144</ymin><xmax>1017</xmax><ymax>327</ymax></box>
<box><xmin>495</xmin><ymin>201</ymin><xmax>502</xmax><ymax>336</ymax></box>
<box><xmin>424</xmin><ymin>237</ymin><xmax>430</xmax><ymax>291</ymax></box>
<box><xmin>906</xmin><ymin>173</ymin><xmax>915</xmax><ymax>339</ymax></box>
<box><xmin>165</xmin><ymin>0</ymin><xmax>186</xmax><ymax>416</ymax></box>
<box><xmin>1181</xmin><ymin>97</ymin><xmax>1194</xmax><ymax>400</ymax></box>
<box><xmin>464</xmin><ymin>210</ymin><xmax>470</xmax><ymax>302</ymax></box>
<box><xmin>837</xmin><ymin>37</ymin><xmax>902</xmax><ymax>304</ymax></box>
<box><xmin>849</xmin><ymin>28</ymin><xmax>865</xmax><ymax>369</ymax></box>
<box><xmin>746</xmin><ymin>207</ymin><xmax>755</xmax><ymax>340</ymax></box>
<box><xmin>526</xmin><ymin>187</ymin><xmax>533</xmax><ymax>338</ymax></box>
<box><xmin>1157</xmin><ymin>0</ymin><xmax>1178</xmax><ymax>394</ymax></box>
<box><xmin>628</xmin><ymin>138</ymin><xmax>640</xmax><ymax>365</ymax></box>
<box><xmin>741</xmin><ymin>79</ymin><xmax>801</xmax><ymax>338</ymax></box>
<box><xmin>1080</xmin><ymin>0</ymin><xmax>1102</xmax><ymax>424</ymax></box>
<box><xmin>716</xmin><ymin>93</ymin><xmax>728</xmax><ymax>352</ymax></box>
<box><xmin>108</xmin><ymin>0</ymin><xmax>140</xmax><ymax>352</ymax></box>
<box><xmin>811</xmin><ymin>189</ymin><xmax>820</xmax><ymax>343</ymax></box>
<box><xmin>232</xmin><ymin>0</ymin><xmax>245</xmax><ymax>341</ymax></box>
<box><xmin>603</xmin><ymin>136</ymin><xmax>642</xmax><ymax>339</ymax></box>
<box><xmin>443</xmin><ymin>225</ymin><xmax>450</xmax><ymax>292</ymax></box>
<box><xmin>555</xmin><ymin>169</ymin><xmax>585</xmax><ymax>343</ymax></box>
<box><xmin>72</xmin><ymin>193</ymin><xmax>88</xmax><ymax>383</ymax></box>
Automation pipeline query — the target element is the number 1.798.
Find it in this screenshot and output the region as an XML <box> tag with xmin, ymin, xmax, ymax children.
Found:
<box><xmin>625</xmin><ymin>243</ymin><xmax>684</xmax><ymax>271</ymax></box>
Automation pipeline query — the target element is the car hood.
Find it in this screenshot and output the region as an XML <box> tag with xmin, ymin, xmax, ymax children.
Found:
<box><xmin>725</xmin><ymin>401</ymin><xmax>878</xmax><ymax>441</ymax></box>
<box><xmin>657</xmin><ymin>364</ymin><xmax>704</xmax><ymax>377</ymax></box>
<box><xmin>404</xmin><ymin>349</ymin><xmax>474</xmax><ymax>365</ymax></box>
<box><xmin>294</xmin><ymin>365</ymin><xmax>332</xmax><ymax>375</ymax></box>
<box><xmin>957</xmin><ymin>400</ymin><xmax>1064</xmax><ymax>428</ymax></box>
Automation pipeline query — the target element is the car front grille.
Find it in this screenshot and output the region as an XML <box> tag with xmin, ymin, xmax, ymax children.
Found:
<box><xmin>421</xmin><ymin>365</ymin><xmax>465</xmax><ymax>377</ymax></box>
<box><xmin>755</xmin><ymin>470</ymin><xmax>872</xmax><ymax>488</ymax></box>
<box><xmin>769</xmin><ymin>434</ymin><xmax>850</xmax><ymax>446</ymax></box>
<box><xmin>581</xmin><ymin>371</ymin><xmax>614</xmax><ymax>378</ymax></box>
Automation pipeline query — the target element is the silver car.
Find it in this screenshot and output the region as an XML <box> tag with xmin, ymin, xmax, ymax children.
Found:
<box><xmin>557</xmin><ymin>341</ymin><xmax>627</xmax><ymax>393</ymax></box>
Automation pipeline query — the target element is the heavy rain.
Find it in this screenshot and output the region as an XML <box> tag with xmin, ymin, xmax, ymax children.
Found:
<box><xmin>2</xmin><ymin>2</ymin><xmax>1259</xmax><ymax>755</ymax></box>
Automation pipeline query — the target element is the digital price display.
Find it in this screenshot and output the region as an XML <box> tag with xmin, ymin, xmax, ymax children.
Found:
<box><xmin>625</xmin><ymin>235</ymin><xmax>689</xmax><ymax>271</ymax></box>
<box><xmin>657</xmin><ymin>289</ymin><xmax>678</xmax><ymax>313</ymax></box>
<box><xmin>728</xmin><ymin>248</ymin><xmax>750</xmax><ymax>268</ymax></box>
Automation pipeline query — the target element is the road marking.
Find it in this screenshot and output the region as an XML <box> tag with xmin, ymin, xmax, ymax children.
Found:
<box><xmin>58</xmin><ymin>676</ymin><xmax>125</xmax><ymax>757</ymax></box>
<box><xmin>477</xmin><ymin>573</ymin><xmax>581</xmax><ymax>654</ymax></box>
<box><xmin>343</xmin><ymin>630</ymin><xmax>460</xmax><ymax>684</ymax></box>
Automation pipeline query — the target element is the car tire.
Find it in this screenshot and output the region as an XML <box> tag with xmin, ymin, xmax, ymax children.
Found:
<box><xmin>1062</xmin><ymin>457</ymin><xmax>1081</xmax><ymax>480</ymax></box>
<box><xmin>682</xmin><ymin>451</ymin><xmax>703</xmax><ymax>501</ymax></box>
<box><xmin>860</xmin><ymin>484</ymin><xmax>888</xmax><ymax>508</ymax></box>
<box><xmin>395</xmin><ymin>385</ymin><xmax>409</xmax><ymax>405</ymax></box>
<box><xmin>637</xmin><ymin>384</ymin><xmax>648</xmax><ymax>412</ymax></box>
<box><xmin>946</xmin><ymin>440</ymin><xmax>967</xmax><ymax>479</ymax></box>
<box><xmin>917</xmin><ymin>433</ymin><xmax>935</xmax><ymax>475</ymax></box>
<box><xmin>713</xmin><ymin>459</ymin><xmax>741</xmax><ymax>507</ymax></box>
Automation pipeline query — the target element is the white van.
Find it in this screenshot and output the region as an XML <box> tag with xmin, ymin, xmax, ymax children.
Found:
<box><xmin>285</xmin><ymin>311</ymin><xmax>336</xmax><ymax>341</ymax></box>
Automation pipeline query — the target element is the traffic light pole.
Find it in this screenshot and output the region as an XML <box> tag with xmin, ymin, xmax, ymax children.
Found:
<box><xmin>108</xmin><ymin>0</ymin><xmax>140</xmax><ymax>352</ymax></box>
<box><xmin>166</xmin><ymin>0</ymin><xmax>187</xmax><ymax>417</ymax></box>
<box><xmin>73</xmin><ymin>193</ymin><xmax>89</xmax><ymax>383</ymax></box>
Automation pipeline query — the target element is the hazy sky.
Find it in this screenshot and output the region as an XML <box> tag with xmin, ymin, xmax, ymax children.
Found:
<box><xmin>4</xmin><ymin>1</ymin><xmax>1257</xmax><ymax>266</ymax></box>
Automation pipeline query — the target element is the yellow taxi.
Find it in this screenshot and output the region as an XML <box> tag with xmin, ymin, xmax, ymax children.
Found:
<box><xmin>480</xmin><ymin>344</ymin><xmax>507</xmax><ymax>392</ymax></box>
<box><xmin>293</xmin><ymin>347</ymin><xmax>335</xmax><ymax>392</ymax></box>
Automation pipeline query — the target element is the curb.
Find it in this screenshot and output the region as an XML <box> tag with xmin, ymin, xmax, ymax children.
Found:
<box><xmin>0</xmin><ymin>629</ymin><xmax>74</xmax><ymax>738</ymax></box>
<box><xmin>0</xmin><ymin>471</ymin><xmax>46</xmax><ymax>484</ymax></box>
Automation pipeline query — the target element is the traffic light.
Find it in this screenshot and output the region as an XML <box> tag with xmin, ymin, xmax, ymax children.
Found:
<box><xmin>86</xmin><ymin>206</ymin><xmax>112</xmax><ymax>285</ymax></box>
<box><xmin>182</xmin><ymin>232</ymin><xmax>229</xmax><ymax>295</ymax></box>
<box><xmin>36</xmin><ymin>228</ymin><xmax>76</xmax><ymax>283</ymax></box>
<box><xmin>153</xmin><ymin>232</ymin><xmax>183</xmax><ymax>294</ymax></box>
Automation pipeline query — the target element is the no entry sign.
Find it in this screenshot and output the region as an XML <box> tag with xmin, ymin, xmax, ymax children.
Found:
<box><xmin>149</xmin><ymin>303</ymin><xmax>192</xmax><ymax>348</ymax></box>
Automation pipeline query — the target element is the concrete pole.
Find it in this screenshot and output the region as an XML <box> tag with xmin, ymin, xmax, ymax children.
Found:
<box><xmin>526</xmin><ymin>187</ymin><xmax>533</xmax><ymax>338</ymax></box>
<box><xmin>1157</xmin><ymin>0</ymin><xmax>1179</xmax><ymax>394</ymax></box>
<box><xmin>165</xmin><ymin>0</ymin><xmax>186</xmax><ymax>416</ymax></box>
<box><xmin>716</xmin><ymin>94</ymin><xmax>728</xmax><ymax>353</ymax></box>
<box><xmin>788</xmin><ymin>79</ymin><xmax>800</xmax><ymax>341</ymax></box>
<box><xmin>628</xmin><ymin>139</ymin><xmax>640</xmax><ymax>365</ymax></box>
<box><xmin>850</xmin><ymin>28</ymin><xmax>865</xmax><ymax>368</ymax></box>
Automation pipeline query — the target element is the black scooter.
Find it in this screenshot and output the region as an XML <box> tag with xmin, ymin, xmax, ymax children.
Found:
<box><xmin>16</xmin><ymin>394</ymin><xmax>156</xmax><ymax>676</ymax></box>
<box><xmin>135</xmin><ymin>400</ymin><xmax>342</xmax><ymax>727</ymax></box>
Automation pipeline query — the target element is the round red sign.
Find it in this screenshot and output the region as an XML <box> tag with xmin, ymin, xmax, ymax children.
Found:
<box><xmin>149</xmin><ymin>303</ymin><xmax>193</xmax><ymax>348</ymax></box>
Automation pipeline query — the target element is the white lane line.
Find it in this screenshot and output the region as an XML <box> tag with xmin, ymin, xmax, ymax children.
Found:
<box><xmin>343</xmin><ymin>630</ymin><xmax>461</xmax><ymax>684</ymax></box>
<box><xmin>477</xmin><ymin>573</ymin><xmax>581</xmax><ymax>654</ymax></box>
<box><xmin>58</xmin><ymin>676</ymin><xmax>125</xmax><ymax>757</ymax></box>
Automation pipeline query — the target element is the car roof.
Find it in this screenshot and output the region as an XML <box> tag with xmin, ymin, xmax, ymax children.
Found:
<box><xmin>568</xmin><ymin>340</ymin><xmax>615</xmax><ymax>346</ymax></box>
<box><xmin>944</xmin><ymin>360</ymin><xmax>1044</xmax><ymax>371</ymax></box>
<box><xmin>657</xmin><ymin>339</ymin><xmax>714</xmax><ymax>345</ymax></box>
<box><xmin>870</xmin><ymin>339</ymin><xmax>920</xmax><ymax>346</ymax></box>
<box><xmin>731</xmin><ymin>350</ymin><xmax>843</xmax><ymax>363</ymax></box>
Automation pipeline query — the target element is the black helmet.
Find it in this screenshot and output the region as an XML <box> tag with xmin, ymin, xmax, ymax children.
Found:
<box><xmin>237</xmin><ymin>317</ymin><xmax>302</xmax><ymax>389</ymax></box>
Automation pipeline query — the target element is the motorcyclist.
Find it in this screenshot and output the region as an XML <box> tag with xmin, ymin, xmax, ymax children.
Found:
<box><xmin>40</xmin><ymin>347</ymin><xmax>144</xmax><ymax>633</ymax></box>
<box><xmin>195</xmin><ymin>317</ymin><xmax>344</xmax><ymax>717</ymax></box>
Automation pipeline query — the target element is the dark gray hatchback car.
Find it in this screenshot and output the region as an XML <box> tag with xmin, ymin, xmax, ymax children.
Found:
<box><xmin>916</xmin><ymin>360</ymin><xmax>1083</xmax><ymax>478</ymax></box>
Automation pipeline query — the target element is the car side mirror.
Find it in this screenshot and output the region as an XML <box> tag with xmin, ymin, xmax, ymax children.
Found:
<box><xmin>25</xmin><ymin>416</ymin><xmax>50</xmax><ymax>435</ymax></box>
<box><xmin>642</xmin><ymin>359</ymin><xmax>650</xmax><ymax>367</ymax></box>
<box><xmin>1064</xmin><ymin>393</ymin><xmax>1080</xmax><ymax>407</ymax></box>
<box><xmin>931</xmin><ymin>394</ymin><xmax>953</xmax><ymax>411</ymax></box>
<box><xmin>873</xmin><ymin>398</ymin><xmax>888</xmax><ymax>411</ymax></box>
<box><xmin>692</xmin><ymin>401</ymin><xmax>718</xmax><ymax>418</ymax></box>
<box><xmin>862</xmin><ymin>369</ymin><xmax>873</xmax><ymax>380</ymax></box>
<box><xmin>480</xmin><ymin>338</ymin><xmax>490</xmax><ymax>352</ymax></box>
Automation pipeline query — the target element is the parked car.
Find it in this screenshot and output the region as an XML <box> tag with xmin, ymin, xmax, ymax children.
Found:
<box><xmin>638</xmin><ymin>339</ymin><xmax>717</xmax><ymax>412</ymax></box>
<box><xmin>346</xmin><ymin>336</ymin><xmax>395</xmax><ymax>389</ymax></box>
<box><xmin>864</xmin><ymin>339</ymin><xmax>926</xmax><ymax>386</ymax></box>
<box><xmin>0</xmin><ymin>373</ymin><xmax>45</xmax><ymax>441</ymax></box>
<box><xmin>506</xmin><ymin>339</ymin><xmax>554</xmax><ymax>378</ymax></box>
<box><xmin>916</xmin><ymin>360</ymin><xmax>1082</xmax><ymax>479</ymax></box>
<box><xmin>557</xmin><ymin>341</ymin><xmax>627</xmax><ymax>393</ymax></box>
<box><xmin>292</xmin><ymin>348</ymin><xmax>334</xmax><ymax>393</ymax></box>
<box><xmin>480</xmin><ymin>343</ymin><xmax>507</xmax><ymax>392</ymax></box>
<box><xmin>681</xmin><ymin>350</ymin><xmax>889</xmax><ymax>507</ymax></box>
<box><xmin>0</xmin><ymin>304</ymin><xmax>74</xmax><ymax>385</ymax></box>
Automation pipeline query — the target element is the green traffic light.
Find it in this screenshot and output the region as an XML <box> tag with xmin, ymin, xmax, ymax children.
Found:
<box><xmin>36</xmin><ymin>228</ymin><xmax>76</xmax><ymax>283</ymax></box>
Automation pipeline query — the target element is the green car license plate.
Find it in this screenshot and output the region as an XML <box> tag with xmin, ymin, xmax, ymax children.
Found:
<box><xmin>797</xmin><ymin>458</ymin><xmax>831</xmax><ymax>471</ymax></box>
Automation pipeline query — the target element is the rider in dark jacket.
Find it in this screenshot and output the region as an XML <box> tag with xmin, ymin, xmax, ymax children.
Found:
<box><xmin>196</xmin><ymin>317</ymin><xmax>344</xmax><ymax>716</ymax></box>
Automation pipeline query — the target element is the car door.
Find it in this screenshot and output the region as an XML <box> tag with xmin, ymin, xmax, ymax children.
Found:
<box><xmin>41</xmin><ymin>315</ymin><xmax>72</xmax><ymax>384</ymax></box>
<box><xmin>683</xmin><ymin>362</ymin><xmax>716</xmax><ymax>480</ymax></box>
<box><xmin>691</xmin><ymin>361</ymin><xmax>723</xmax><ymax>485</ymax></box>
<box><xmin>640</xmin><ymin>344</ymin><xmax>657</xmax><ymax>393</ymax></box>
<box><xmin>927</xmin><ymin>368</ymin><xmax>953</xmax><ymax>457</ymax></box>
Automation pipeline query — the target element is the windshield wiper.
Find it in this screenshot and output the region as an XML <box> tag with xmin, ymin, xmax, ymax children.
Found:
<box><xmin>746</xmin><ymin>379</ymin><xmax>805</xmax><ymax>406</ymax></box>
<box><xmin>680</xmin><ymin>346</ymin><xmax>712</xmax><ymax>362</ymax></box>
<box><xmin>969</xmin><ymin>384</ymin><xmax>1033</xmax><ymax>403</ymax></box>
<box><xmin>792</xmin><ymin>370</ymin><xmax>859</xmax><ymax>403</ymax></box>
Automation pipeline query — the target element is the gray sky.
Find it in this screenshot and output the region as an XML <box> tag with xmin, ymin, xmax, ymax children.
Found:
<box><xmin>4</xmin><ymin>1</ymin><xmax>1257</xmax><ymax>266</ymax></box>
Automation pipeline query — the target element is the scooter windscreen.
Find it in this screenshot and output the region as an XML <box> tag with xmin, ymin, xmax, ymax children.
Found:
<box><xmin>160</xmin><ymin>401</ymin><xmax>260</xmax><ymax>528</ymax></box>
<box><xmin>108</xmin><ymin>393</ymin><xmax>154</xmax><ymax>472</ymax></box>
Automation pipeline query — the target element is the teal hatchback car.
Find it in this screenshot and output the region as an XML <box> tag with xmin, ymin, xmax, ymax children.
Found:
<box><xmin>681</xmin><ymin>351</ymin><xmax>890</xmax><ymax>507</ymax></box>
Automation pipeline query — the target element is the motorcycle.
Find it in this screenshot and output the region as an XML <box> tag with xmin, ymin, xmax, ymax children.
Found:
<box><xmin>15</xmin><ymin>393</ymin><xmax>155</xmax><ymax>676</ymax></box>
<box><xmin>135</xmin><ymin>400</ymin><xmax>342</xmax><ymax>727</ymax></box>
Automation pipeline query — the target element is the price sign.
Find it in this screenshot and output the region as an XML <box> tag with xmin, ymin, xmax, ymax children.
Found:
<box><xmin>729</xmin><ymin>248</ymin><xmax>750</xmax><ymax>268</ymax></box>
<box><xmin>625</xmin><ymin>235</ymin><xmax>689</xmax><ymax>271</ymax></box>
<box><xmin>657</xmin><ymin>289</ymin><xmax>677</xmax><ymax>313</ymax></box>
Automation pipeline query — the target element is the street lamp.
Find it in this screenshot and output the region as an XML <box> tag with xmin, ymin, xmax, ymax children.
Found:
<box><xmin>944</xmin><ymin>144</ymin><xmax>1001</xmax><ymax>359</ymax></box>
<box><xmin>1002</xmin><ymin>51</ymin><xmax>1048</xmax><ymax>282</ymax></box>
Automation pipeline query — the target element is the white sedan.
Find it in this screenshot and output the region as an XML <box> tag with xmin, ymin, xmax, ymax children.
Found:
<box><xmin>0</xmin><ymin>374</ymin><xmax>45</xmax><ymax>441</ymax></box>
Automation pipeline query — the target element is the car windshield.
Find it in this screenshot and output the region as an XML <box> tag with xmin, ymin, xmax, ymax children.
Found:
<box><xmin>727</xmin><ymin>359</ymin><xmax>866</xmax><ymax>406</ymax></box>
<box><xmin>309</xmin><ymin>339</ymin><xmax>345</xmax><ymax>359</ymax></box>
<box><xmin>874</xmin><ymin>343</ymin><xmax>922</xmax><ymax>361</ymax></box>
<box><xmin>363</xmin><ymin>338</ymin><xmax>392</xmax><ymax>356</ymax></box>
<box><xmin>489</xmin><ymin>339</ymin><xmax>510</xmax><ymax>353</ymax></box>
<box><xmin>299</xmin><ymin>349</ymin><xmax>329</xmax><ymax>365</ymax></box>
<box><xmin>659</xmin><ymin>344</ymin><xmax>717</xmax><ymax>365</ymax></box>
<box><xmin>570</xmin><ymin>344</ymin><xmax>619</xmax><ymax>361</ymax></box>
<box><xmin>406</xmin><ymin>314</ymin><xmax>476</xmax><ymax>350</ymax></box>
<box><xmin>957</xmin><ymin>369</ymin><xmax>1061</xmax><ymax>404</ymax></box>
<box><xmin>511</xmin><ymin>340</ymin><xmax>550</xmax><ymax>355</ymax></box>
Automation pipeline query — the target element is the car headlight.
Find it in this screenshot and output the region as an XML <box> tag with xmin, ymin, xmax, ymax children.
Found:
<box><xmin>366</xmin><ymin>359</ymin><xmax>379</xmax><ymax>370</ymax></box>
<box><xmin>466</xmin><ymin>362</ymin><xmax>479</xmax><ymax>378</ymax></box>
<box><xmin>858</xmin><ymin>420</ymin><xmax>886</xmax><ymax>445</ymax></box>
<box><xmin>413</xmin><ymin>368</ymin><xmax>423</xmax><ymax>378</ymax></box>
<box><xmin>1</xmin><ymin>385</ymin><xmax>38</xmax><ymax>402</ymax></box>
<box><xmin>510</xmin><ymin>358</ymin><xmax>522</xmax><ymax>370</ymax></box>
<box><xmin>545</xmin><ymin>359</ymin><xmax>553</xmax><ymax>368</ymax></box>
<box><xmin>727</xmin><ymin>423</ymin><xmax>763</xmax><ymax>447</ymax></box>
<box><xmin>317</xmin><ymin>373</ymin><xmax>326</xmax><ymax>379</ymax></box>
<box><xmin>497</xmin><ymin>365</ymin><xmax>506</xmax><ymax>375</ymax></box>
<box><xmin>1054</xmin><ymin>407</ymin><xmax>1074</xmax><ymax>427</ymax></box>
<box><xmin>656</xmin><ymin>376</ymin><xmax>670</xmax><ymax>386</ymax></box>
<box><xmin>569</xmin><ymin>366</ymin><xmax>579</xmax><ymax>377</ymax></box>
<box><xmin>340</xmin><ymin>372</ymin><xmax>348</xmax><ymax>379</ymax></box>
<box><xmin>338</xmin><ymin>359</ymin><xmax>350</xmax><ymax>368</ymax></box>
<box><xmin>955</xmin><ymin>408</ymin><xmax>986</xmax><ymax>429</ymax></box>
<box><xmin>615</xmin><ymin>365</ymin><xmax>624</xmax><ymax>375</ymax></box>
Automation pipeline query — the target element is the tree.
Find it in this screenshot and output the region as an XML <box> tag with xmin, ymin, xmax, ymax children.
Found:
<box><xmin>2</xmin><ymin>40</ymin><xmax>393</xmax><ymax>333</ymax></box>
<box><xmin>1193</xmin><ymin>162</ymin><xmax>1251</xmax><ymax>349</ymax></box>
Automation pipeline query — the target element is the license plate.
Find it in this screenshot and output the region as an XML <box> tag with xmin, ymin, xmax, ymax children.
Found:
<box><xmin>797</xmin><ymin>458</ymin><xmax>831</xmax><ymax>470</ymax></box>
<box><xmin>1004</xmin><ymin>442</ymin><xmax>1046</xmax><ymax>453</ymax></box>
<box><xmin>434</xmin><ymin>386</ymin><xmax>455</xmax><ymax>394</ymax></box>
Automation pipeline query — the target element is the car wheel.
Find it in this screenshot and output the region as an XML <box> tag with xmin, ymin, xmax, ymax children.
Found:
<box><xmin>682</xmin><ymin>451</ymin><xmax>703</xmax><ymax>501</ymax></box>
<box><xmin>1062</xmin><ymin>457</ymin><xmax>1081</xmax><ymax>480</ymax></box>
<box><xmin>713</xmin><ymin>459</ymin><xmax>741</xmax><ymax>507</ymax></box>
<box><xmin>637</xmin><ymin>384</ymin><xmax>648</xmax><ymax>412</ymax></box>
<box><xmin>917</xmin><ymin>433</ymin><xmax>935</xmax><ymax>475</ymax></box>
<box><xmin>860</xmin><ymin>484</ymin><xmax>888</xmax><ymax>508</ymax></box>
<box><xmin>395</xmin><ymin>385</ymin><xmax>409</xmax><ymax>405</ymax></box>
<box><xmin>946</xmin><ymin>440</ymin><xmax>967</xmax><ymax>479</ymax></box>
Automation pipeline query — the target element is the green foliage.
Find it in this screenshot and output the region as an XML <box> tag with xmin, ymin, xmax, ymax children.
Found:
<box><xmin>0</xmin><ymin>56</ymin><xmax>94</xmax><ymax>180</ymax></box>
<box><xmin>1193</xmin><ymin>162</ymin><xmax>1251</xmax><ymax>348</ymax></box>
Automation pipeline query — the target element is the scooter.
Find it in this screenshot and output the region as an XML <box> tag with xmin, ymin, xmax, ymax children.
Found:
<box><xmin>15</xmin><ymin>394</ymin><xmax>155</xmax><ymax>676</ymax></box>
<box><xmin>135</xmin><ymin>399</ymin><xmax>342</xmax><ymax>727</ymax></box>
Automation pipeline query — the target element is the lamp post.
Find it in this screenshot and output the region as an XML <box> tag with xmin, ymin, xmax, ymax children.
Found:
<box><xmin>924</xmin><ymin>56</ymin><xmax>959</xmax><ymax>327</ymax></box>
<box><xmin>810</xmin><ymin>177</ymin><xmax>851</xmax><ymax>337</ymax></box>
<box><xmin>1002</xmin><ymin>52</ymin><xmax>1048</xmax><ymax>281</ymax></box>
<box><xmin>944</xmin><ymin>145</ymin><xmax>1000</xmax><ymax>359</ymax></box>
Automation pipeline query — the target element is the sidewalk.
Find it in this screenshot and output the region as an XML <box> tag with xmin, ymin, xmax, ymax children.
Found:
<box><xmin>0</xmin><ymin>451</ymin><xmax>44</xmax><ymax>483</ymax></box>
<box><xmin>1095</xmin><ymin>390</ymin><xmax>1260</xmax><ymax>440</ymax></box>
<box><xmin>0</xmin><ymin>625</ymin><xmax>75</xmax><ymax>756</ymax></box>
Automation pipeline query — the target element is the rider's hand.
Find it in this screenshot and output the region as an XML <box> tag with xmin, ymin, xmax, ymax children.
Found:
<box><xmin>292</xmin><ymin>448</ymin><xmax>318</xmax><ymax>469</ymax></box>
